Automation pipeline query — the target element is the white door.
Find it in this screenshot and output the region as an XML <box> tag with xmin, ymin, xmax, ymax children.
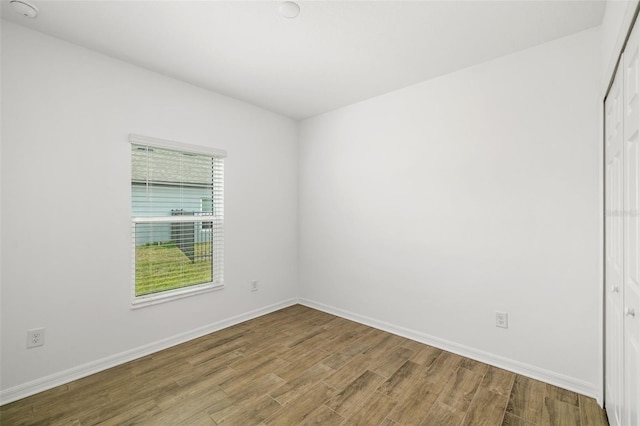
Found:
<box><xmin>606</xmin><ymin>60</ymin><xmax>625</xmax><ymax>426</ymax></box>
<box><xmin>623</xmin><ymin>19</ymin><xmax>640</xmax><ymax>426</ymax></box>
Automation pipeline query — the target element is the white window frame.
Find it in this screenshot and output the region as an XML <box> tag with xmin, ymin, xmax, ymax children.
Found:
<box><xmin>130</xmin><ymin>134</ymin><xmax>226</xmax><ymax>309</ymax></box>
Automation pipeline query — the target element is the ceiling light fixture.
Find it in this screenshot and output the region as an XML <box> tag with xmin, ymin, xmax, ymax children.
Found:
<box><xmin>279</xmin><ymin>1</ymin><xmax>300</xmax><ymax>19</ymax></box>
<box><xmin>10</xmin><ymin>0</ymin><xmax>38</xmax><ymax>19</ymax></box>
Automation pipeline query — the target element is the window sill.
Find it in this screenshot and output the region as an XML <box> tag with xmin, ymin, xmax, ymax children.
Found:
<box><xmin>131</xmin><ymin>282</ymin><xmax>224</xmax><ymax>309</ymax></box>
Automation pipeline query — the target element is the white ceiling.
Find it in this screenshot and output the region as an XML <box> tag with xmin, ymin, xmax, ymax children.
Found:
<box><xmin>1</xmin><ymin>0</ymin><xmax>606</xmax><ymax>120</ymax></box>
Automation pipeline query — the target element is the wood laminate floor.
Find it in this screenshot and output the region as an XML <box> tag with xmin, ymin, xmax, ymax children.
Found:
<box><xmin>0</xmin><ymin>305</ymin><xmax>609</xmax><ymax>425</ymax></box>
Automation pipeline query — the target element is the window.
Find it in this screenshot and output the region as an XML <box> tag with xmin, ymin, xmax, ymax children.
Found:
<box><xmin>130</xmin><ymin>134</ymin><xmax>225</xmax><ymax>307</ymax></box>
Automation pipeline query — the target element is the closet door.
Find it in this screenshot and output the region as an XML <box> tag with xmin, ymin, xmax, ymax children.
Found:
<box><xmin>623</xmin><ymin>19</ymin><xmax>640</xmax><ymax>426</ymax></box>
<box><xmin>605</xmin><ymin>61</ymin><xmax>625</xmax><ymax>426</ymax></box>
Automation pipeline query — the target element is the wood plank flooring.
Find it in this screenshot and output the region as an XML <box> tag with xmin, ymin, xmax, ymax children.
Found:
<box><xmin>0</xmin><ymin>305</ymin><xmax>609</xmax><ymax>425</ymax></box>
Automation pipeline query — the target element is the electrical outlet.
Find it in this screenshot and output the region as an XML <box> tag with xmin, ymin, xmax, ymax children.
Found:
<box><xmin>495</xmin><ymin>312</ymin><xmax>508</xmax><ymax>329</ymax></box>
<box><xmin>251</xmin><ymin>280</ymin><xmax>258</xmax><ymax>292</ymax></box>
<box><xmin>27</xmin><ymin>328</ymin><xmax>45</xmax><ymax>348</ymax></box>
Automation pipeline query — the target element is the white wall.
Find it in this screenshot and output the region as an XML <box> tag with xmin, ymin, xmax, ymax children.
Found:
<box><xmin>298</xmin><ymin>28</ymin><xmax>602</xmax><ymax>397</ymax></box>
<box><xmin>0</xmin><ymin>21</ymin><xmax>298</xmax><ymax>399</ymax></box>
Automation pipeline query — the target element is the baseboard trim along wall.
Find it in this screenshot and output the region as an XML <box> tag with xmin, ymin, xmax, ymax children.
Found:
<box><xmin>0</xmin><ymin>298</ymin><xmax>298</xmax><ymax>405</ymax></box>
<box><xmin>1</xmin><ymin>298</ymin><xmax>601</xmax><ymax>405</ymax></box>
<box><xmin>298</xmin><ymin>298</ymin><xmax>602</xmax><ymax>405</ymax></box>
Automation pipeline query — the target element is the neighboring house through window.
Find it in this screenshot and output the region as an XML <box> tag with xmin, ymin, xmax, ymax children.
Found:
<box><xmin>130</xmin><ymin>134</ymin><xmax>225</xmax><ymax>307</ymax></box>
<box><xmin>201</xmin><ymin>198</ymin><xmax>213</xmax><ymax>230</ymax></box>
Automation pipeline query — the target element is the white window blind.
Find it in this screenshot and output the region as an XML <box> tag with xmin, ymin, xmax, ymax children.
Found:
<box><xmin>130</xmin><ymin>135</ymin><xmax>225</xmax><ymax>306</ymax></box>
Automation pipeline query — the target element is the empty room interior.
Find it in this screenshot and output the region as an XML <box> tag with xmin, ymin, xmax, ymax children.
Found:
<box><xmin>1</xmin><ymin>0</ymin><xmax>639</xmax><ymax>425</ymax></box>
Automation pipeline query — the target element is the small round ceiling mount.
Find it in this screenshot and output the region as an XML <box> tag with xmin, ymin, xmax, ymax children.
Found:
<box><xmin>279</xmin><ymin>1</ymin><xmax>300</xmax><ymax>19</ymax></box>
<box><xmin>10</xmin><ymin>0</ymin><xmax>39</xmax><ymax>19</ymax></box>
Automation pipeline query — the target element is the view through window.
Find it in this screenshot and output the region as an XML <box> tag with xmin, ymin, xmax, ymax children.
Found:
<box><xmin>131</xmin><ymin>136</ymin><xmax>224</xmax><ymax>304</ymax></box>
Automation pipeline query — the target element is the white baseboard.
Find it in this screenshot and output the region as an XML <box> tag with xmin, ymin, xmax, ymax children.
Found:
<box><xmin>299</xmin><ymin>298</ymin><xmax>602</xmax><ymax>404</ymax></box>
<box><xmin>2</xmin><ymin>298</ymin><xmax>602</xmax><ymax>406</ymax></box>
<box><xmin>0</xmin><ymin>298</ymin><xmax>298</xmax><ymax>405</ymax></box>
